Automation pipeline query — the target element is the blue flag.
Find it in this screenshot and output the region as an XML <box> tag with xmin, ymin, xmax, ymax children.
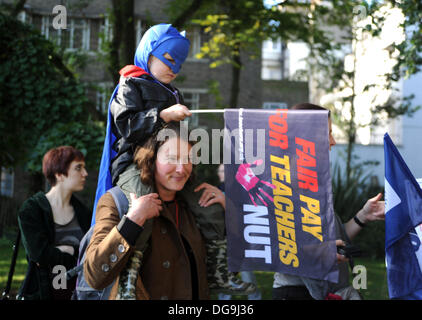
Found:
<box><xmin>384</xmin><ymin>133</ymin><xmax>422</xmax><ymax>299</ymax></box>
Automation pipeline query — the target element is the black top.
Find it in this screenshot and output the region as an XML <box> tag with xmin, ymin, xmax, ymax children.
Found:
<box><xmin>17</xmin><ymin>192</ymin><xmax>91</xmax><ymax>299</ymax></box>
<box><xmin>54</xmin><ymin>214</ymin><xmax>84</xmax><ymax>250</ymax></box>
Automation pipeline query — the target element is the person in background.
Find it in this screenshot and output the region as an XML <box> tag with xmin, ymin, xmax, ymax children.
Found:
<box><xmin>17</xmin><ymin>146</ymin><xmax>91</xmax><ymax>300</ymax></box>
<box><xmin>217</xmin><ymin>164</ymin><xmax>262</xmax><ymax>300</ymax></box>
<box><xmin>272</xmin><ymin>103</ymin><xmax>385</xmax><ymax>300</ymax></box>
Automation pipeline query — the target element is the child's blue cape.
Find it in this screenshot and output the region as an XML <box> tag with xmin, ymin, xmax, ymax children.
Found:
<box><xmin>91</xmin><ymin>24</ymin><xmax>189</xmax><ymax>225</ymax></box>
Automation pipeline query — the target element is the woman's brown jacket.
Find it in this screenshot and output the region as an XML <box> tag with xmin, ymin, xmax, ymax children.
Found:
<box><xmin>83</xmin><ymin>192</ymin><xmax>209</xmax><ymax>300</ymax></box>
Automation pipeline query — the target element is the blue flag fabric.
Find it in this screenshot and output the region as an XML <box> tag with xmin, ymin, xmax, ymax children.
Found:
<box><xmin>384</xmin><ymin>133</ymin><xmax>422</xmax><ymax>299</ymax></box>
<box><xmin>223</xmin><ymin>109</ymin><xmax>338</xmax><ymax>282</ymax></box>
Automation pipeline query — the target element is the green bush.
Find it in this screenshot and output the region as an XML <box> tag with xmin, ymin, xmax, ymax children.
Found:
<box><xmin>26</xmin><ymin>120</ymin><xmax>105</xmax><ymax>173</ymax></box>
<box><xmin>0</xmin><ymin>13</ymin><xmax>104</xmax><ymax>173</ymax></box>
<box><xmin>0</xmin><ymin>196</ymin><xmax>20</xmax><ymax>239</ymax></box>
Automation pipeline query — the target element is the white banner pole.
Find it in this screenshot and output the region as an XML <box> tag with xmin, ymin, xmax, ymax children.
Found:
<box><xmin>189</xmin><ymin>109</ymin><xmax>225</xmax><ymax>113</ymax></box>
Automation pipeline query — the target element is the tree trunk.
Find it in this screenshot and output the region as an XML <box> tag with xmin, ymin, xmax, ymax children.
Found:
<box><xmin>230</xmin><ymin>45</ymin><xmax>241</xmax><ymax>108</ymax></box>
<box><xmin>29</xmin><ymin>172</ymin><xmax>44</xmax><ymax>195</ymax></box>
<box><xmin>0</xmin><ymin>164</ymin><xmax>3</xmax><ymax>238</ymax></box>
<box><xmin>51</xmin><ymin>53</ymin><xmax>75</xmax><ymax>79</ymax></box>
<box><xmin>108</xmin><ymin>0</ymin><xmax>135</xmax><ymax>84</ymax></box>
<box><xmin>121</xmin><ymin>0</ymin><xmax>135</xmax><ymax>67</ymax></box>
<box><xmin>346</xmin><ymin>39</ymin><xmax>358</xmax><ymax>185</ymax></box>
<box><xmin>11</xmin><ymin>0</ymin><xmax>27</xmax><ymax>17</ymax></box>
<box><xmin>172</xmin><ymin>0</ymin><xmax>205</xmax><ymax>29</ymax></box>
<box><xmin>109</xmin><ymin>0</ymin><xmax>123</xmax><ymax>84</ymax></box>
<box><xmin>346</xmin><ymin>103</ymin><xmax>356</xmax><ymax>185</ymax></box>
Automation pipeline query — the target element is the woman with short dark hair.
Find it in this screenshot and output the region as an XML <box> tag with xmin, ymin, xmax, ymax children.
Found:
<box><xmin>17</xmin><ymin>146</ymin><xmax>91</xmax><ymax>300</ymax></box>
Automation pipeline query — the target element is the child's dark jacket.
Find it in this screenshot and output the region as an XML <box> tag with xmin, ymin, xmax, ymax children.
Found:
<box><xmin>110</xmin><ymin>68</ymin><xmax>184</xmax><ymax>185</ymax></box>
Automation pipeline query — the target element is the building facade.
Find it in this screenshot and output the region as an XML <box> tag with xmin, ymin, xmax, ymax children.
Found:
<box><xmin>2</xmin><ymin>0</ymin><xmax>307</xmax><ymax>208</ymax></box>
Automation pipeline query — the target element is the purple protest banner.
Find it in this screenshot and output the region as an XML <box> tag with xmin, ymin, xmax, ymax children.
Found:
<box><xmin>223</xmin><ymin>108</ymin><xmax>338</xmax><ymax>282</ymax></box>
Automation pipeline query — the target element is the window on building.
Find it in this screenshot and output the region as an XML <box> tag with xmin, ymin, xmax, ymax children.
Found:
<box><xmin>135</xmin><ymin>19</ymin><xmax>147</xmax><ymax>47</ymax></box>
<box><xmin>369</xmin><ymin>117</ymin><xmax>402</xmax><ymax>145</ymax></box>
<box><xmin>1</xmin><ymin>167</ymin><xmax>14</xmax><ymax>198</ymax></box>
<box><xmin>186</xmin><ymin>26</ymin><xmax>203</xmax><ymax>60</ymax></box>
<box><xmin>85</xmin><ymin>82</ymin><xmax>113</xmax><ymax>116</ymax></box>
<box><xmin>89</xmin><ymin>19</ymin><xmax>102</xmax><ymax>51</ymax></box>
<box><xmin>17</xmin><ymin>10</ymin><xmax>28</xmax><ymax>23</ymax></box>
<box><xmin>261</xmin><ymin>38</ymin><xmax>288</xmax><ymax>80</ymax></box>
<box><xmin>179</xmin><ymin>89</ymin><xmax>207</xmax><ymax>126</ymax></box>
<box><xmin>32</xmin><ymin>14</ymin><xmax>104</xmax><ymax>52</ymax></box>
<box><xmin>41</xmin><ymin>15</ymin><xmax>62</xmax><ymax>45</ymax></box>
<box><xmin>71</xmin><ymin>18</ymin><xmax>87</xmax><ymax>49</ymax></box>
<box><xmin>181</xmin><ymin>91</ymin><xmax>200</xmax><ymax>126</ymax></box>
<box><xmin>95</xmin><ymin>82</ymin><xmax>113</xmax><ymax>115</ymax></box>
<box><xmin>263</xmin><ymin>102</ymin><xmax>288</xmax><ymax>109</ymax></box>
<box><xmin>98</xmin><ymin>17</ymin><xmax>111</xmax><ymax>50</ymax></box>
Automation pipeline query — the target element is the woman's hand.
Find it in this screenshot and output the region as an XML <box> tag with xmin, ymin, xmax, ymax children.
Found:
<box><xmin>126</xmin><ymin>193</ymin><xmax>162</xmax><ymax>227</ymax></box>
<box><xmin>194</xmin><ymin>183</ymin><xmax>225</xmax><ymax>210</ymax></box>
<box><xmin>357</xmin><ymin>193</ymin><xmax>385</xmax><ymax>224</ymax></box>
<box><xmin>160</xmin><ymin>104</ymin><xmax>191</xmax><ymax>123</ymax></box>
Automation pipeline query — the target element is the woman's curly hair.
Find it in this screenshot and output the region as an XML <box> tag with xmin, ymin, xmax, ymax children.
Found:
<box><xmin>134</xmin><ymin>122</ymin><xmax>194</xmax><ymax>186</ymax></box>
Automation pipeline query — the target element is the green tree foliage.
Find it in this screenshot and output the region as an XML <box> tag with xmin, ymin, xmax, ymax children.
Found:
<box><xmin>166</xmin><ymin>0</ymin><xmax>208</xmax><ymax>29</ymax></box>
<box><xmin>194</xmin><ymin>1</ymin><xmax>270</xmax><ymax>68</ymax></box>
<box><xmin>308</xmin><ymin>1</ymin><xmax>420</xmax><ymax>256</ymax></box>
<box><xmin>27</xmin><ymin>120</ymin><xmax>105</xmax><ymax>173</ymax></box>
<box><xmin>311</xmin><ymin>1</ymin><xmax>420</xmax><ymax>183</ymax></box>
<box><xmin>389</xmin><ymin>0</ymin><xmax>422</xmax><ymax>78</ymax></box>
<box><xmin>187</xmin><ymin>0</ymin><xmax>327</xmax><ymax>108</ymax></box>
<box><xmin>195</xmin><ymin>10</ymin><xmax>265</xmax><ymax>107</ymax></box>
<box><xmin>0</xmin><ymin>13</ymin><xmax>104</xmax><ymax>171</ymax></box>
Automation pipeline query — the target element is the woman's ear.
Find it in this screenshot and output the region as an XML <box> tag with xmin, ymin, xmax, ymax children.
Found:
<box><xmin>55</xmin><ymin>173</ymin><xmax>64</xmax><ymax>183</ymax></box>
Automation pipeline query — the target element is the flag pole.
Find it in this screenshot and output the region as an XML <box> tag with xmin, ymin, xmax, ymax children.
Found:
<box><xmin>190</xmin><ymin>109</ymin><xmax>225</xmax><ymax>113</ymax></box>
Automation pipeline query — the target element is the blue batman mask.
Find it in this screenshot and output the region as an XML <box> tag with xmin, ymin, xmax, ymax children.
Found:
<box><xmin>134</xmin><ymin>23</ymin><xmax>190</xmax><ymax>74</ymax></box>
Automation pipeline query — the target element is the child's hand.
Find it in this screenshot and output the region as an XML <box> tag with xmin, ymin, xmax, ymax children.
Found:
<box><xmin>160</xmin><ymin>104</ymin><xmax>192</xmax><ymax>122</ymax></box>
